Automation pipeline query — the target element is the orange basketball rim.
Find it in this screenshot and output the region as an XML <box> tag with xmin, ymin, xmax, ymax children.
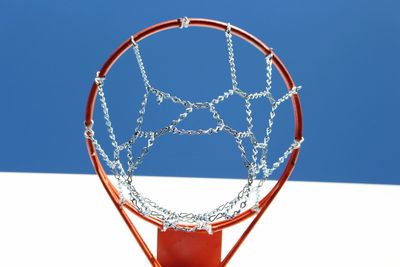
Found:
<box><xmin>84</xmin><ymin>17</ymin><xmax>303</xmax><ymax>267</ymax></box>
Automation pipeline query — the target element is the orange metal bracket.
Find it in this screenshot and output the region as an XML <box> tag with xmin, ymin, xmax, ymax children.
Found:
<box><xmin>158</xmin><ymin>229</ymin><xmax>222</xmax><ymax>267</ymax></box>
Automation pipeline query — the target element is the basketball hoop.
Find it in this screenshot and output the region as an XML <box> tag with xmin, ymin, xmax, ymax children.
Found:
<box><xmin>84</xmin><ymin>17</ymin><xmax>304</xmax><ymax>267</ymax></box>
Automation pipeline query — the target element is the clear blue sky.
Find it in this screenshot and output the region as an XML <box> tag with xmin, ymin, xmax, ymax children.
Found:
<box><xmin>0</xmin><ymin>0</ymin><xmax>399</xmax><ymax>184</ymax></box>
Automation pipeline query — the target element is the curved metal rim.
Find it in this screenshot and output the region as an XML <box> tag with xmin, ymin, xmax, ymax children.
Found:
<box><xmin>85</xmin><ymin>17</ymin><xmax>303</xmax><ymax>232</ymax></box>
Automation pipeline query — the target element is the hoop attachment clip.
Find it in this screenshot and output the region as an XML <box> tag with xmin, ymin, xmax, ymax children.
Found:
<box><xmin>84</xmin><ymin>120</ymin><xmax>94</xmax><ymax>139</ymax></box>
<box><xmin>95</xmin><ymin>71</ymin><xmax>105</xmax><ymax>85</ymax></box>
<box><xmin>179</xmin><ymin>17</ymin><xmax>190</xmax><ymax>29</ymax></box>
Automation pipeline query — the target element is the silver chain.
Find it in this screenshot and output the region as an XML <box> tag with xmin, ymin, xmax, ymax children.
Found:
<box><xmin>225</xmin><ymin>23</ymin><xmax>238</xmax><ymax>90</ymax></box>
<box><xmin>85</xmin><ymin>21</ymin><xmax>304</xmax><ymax>233</ymax></box>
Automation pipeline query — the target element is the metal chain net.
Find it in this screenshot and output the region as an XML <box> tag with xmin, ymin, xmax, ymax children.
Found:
<box><xmin>85</xmin><ymin>22</ymin><xmax>303</xmax><ymax>233</ymax></box>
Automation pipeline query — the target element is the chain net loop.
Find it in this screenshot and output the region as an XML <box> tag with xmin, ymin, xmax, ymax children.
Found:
<box><xmin>85</xmin><ymin>23</ymin><xmax>304</xmax><ymax>233</ymax></box>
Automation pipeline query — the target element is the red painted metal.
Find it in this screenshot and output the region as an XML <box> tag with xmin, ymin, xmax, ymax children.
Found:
<box><xmin>157</xmin><ymin>229</ymin><xmax>222</xmax><ymax>267</ymax></box>
<box><xmin>85</xmin><ymin>18</ymin><xmax>303</xmax><ymax>266</ymax></box>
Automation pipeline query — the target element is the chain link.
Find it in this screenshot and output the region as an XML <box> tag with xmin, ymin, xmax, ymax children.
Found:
<box><xmin>131</xmin><ymin>37</ymin><xmax>151</xmax><ymax>90</ymax></box>
<box><xmin>265</xmin><ymin>52</ymin><xmax>275</xmax><ymax>104</ymax></box>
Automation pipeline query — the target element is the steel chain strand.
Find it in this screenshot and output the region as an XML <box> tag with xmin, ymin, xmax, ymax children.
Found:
<box><xmin>127</xmin><ymin>132</ymin><xmax>156</xmax><ymax>175</ymax></box>
<box><xmin>170</xmin><ymin>105</ymin><xmax>225</xmax><ymax>136</ymax></box>
<box><xmin>85</xmin><ymin>132</ymin><xmax>115</xmax><ymax>170</ymax></box>
<box><xmin>149</xmin><ymin>86</ymin><xmax>237</xmax><ymax>109</ymax></box>
<box><xmin>256</xmin><ymin>137</ymin><xmax>304</xmax><ymax>192</ymax></box>
<box><xmin>114</xmin><ymin>159</ymin><xmax>132</xmax><ymax>206</ymax></box>
<box><xmin>92</xmin><ymin>74</ymin><xmax>127</xmax><ymax>201</ymax></box>
<box><xmin>259</xmin><ymin>86</ymin><xmax>302</xmax><ymax>174</ymax></box>
<box><xmin>247</xmin><ymin>90</ymin><xmax>269</xmax><ymax>100</ymax></box>
<box><xmin>265</xmin><ymin>52</ymin><xmax>275</xmax><ymax>104</ymax></box>
<box><xmin>148</xmin><ymin>87</ymin><xmax>192</xmax><ymax>107</ymax></box>
<box><xmin>261</xmin><ymin>98</ymin><xmax>277</xmax><ymax>175</ymax></box>
<box><xmin>131</xmin><ymin>36</ymin><xmax>151</xmax><ymax>90</ymax></box>
<box><xmin>126</xmin><ymin>105</ymin><xmax>194</xmax><ymax>177</ymax></box>
<box><xmin>274</xmin><ymin>86</ymin><xmax>302</xmax><ymax>106</ymax></box>
<box><xmin>95</xmin><ymin>74</ymin><xmax>118</xmax><ymax>149</ymax></box>
<box><xmin>208</xmin><ymin>104</ymin><xmax>225</xmax><ymax>133</ymax></box>
<box><xmin>255</xmin><ymin>87</ymin><xmax>303</xmax><ymax>198</ymax></box>
<box><xmin>128</xmin><ymin>38</ymin><xmax>152</xmax><ymax>177</ymax></box>
<box><xmin>126</xmin><ymin>91</ymin><xmax>150</xmax><ymax>177</ymax></box>
<box><xmin>244</xmin><ymin>96</ymin><xmax>261</xmax><ymax>170</ymax></box>
<box><xmin>210</xmin><ymin>88</ymin><xmax>236</xmax><ymax>105</ymax></box>
<box><xmin>268</xmin><ymin>137</ymin><xmax>304</xmax><ymax>175</ymax></box>
<box><xmin>253</xmin><ymin>54</ymin><xmax>273</xmax><ymax>201</ymax></box>
<box><xmin>225</xmin><ymin>23</ymin><xmax>239</xmax><ymax>90</ymax></box>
